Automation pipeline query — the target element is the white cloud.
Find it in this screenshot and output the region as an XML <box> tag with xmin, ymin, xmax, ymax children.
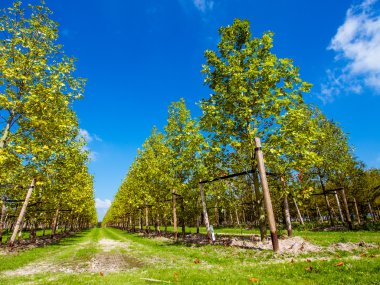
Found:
<box><xmin>320</xmin><ymin>0</ymin><xmax>380</xmax><ymax>102</ymax></box>
<box><xmin>78</xmin><ymin>129</ymin><xmax>102</xmax><ymax>162</ymax></box>
<box><xmin>79</xmin><ymin>128</ymin><xmax>93</xmax><ymax>143</ymax></box>
<box><xmin>193</xmin><ymin>0</ymin><xmax>214</xmax><ymax>12</ymax></box>
<box><xmin>95</xmin><ymin>198</ymin><xmax>112</xmax><ymax>209</ymax></box>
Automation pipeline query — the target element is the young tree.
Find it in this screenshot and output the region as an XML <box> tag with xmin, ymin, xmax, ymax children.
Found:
<box><xmin>200</xmin><ymin>19</ymin><xmax>311</xmax><ymax>242</ymax></box>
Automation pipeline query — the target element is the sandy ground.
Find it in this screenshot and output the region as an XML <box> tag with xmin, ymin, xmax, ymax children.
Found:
<box><xmin>1</xmin><ymin>238</ymin><xmax>141</xmax><ymax>276</ymax></box>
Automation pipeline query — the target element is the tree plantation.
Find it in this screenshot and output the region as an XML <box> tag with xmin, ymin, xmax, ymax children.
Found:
<box><xmin>0</xmin><ymin>1</ymin><xmax>379</xmax><ymax>285</ymax></box>
<box><xmin>103</xmin><ymin>19</ymin><xmax>379</xmax><ymax>245</ymax></box>
<box><xmin>0</xmin><ymin>2</ymin><xmax>97</xmax><ymax>247</ymax></box>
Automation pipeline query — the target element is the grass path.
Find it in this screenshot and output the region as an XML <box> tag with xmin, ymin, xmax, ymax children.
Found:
<box><xmin>0</xmin><ymin>228</ymin><xmax>379</xmax><ymax>284</ymax></box>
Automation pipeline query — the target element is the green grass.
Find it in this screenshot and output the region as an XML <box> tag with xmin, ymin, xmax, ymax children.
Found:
<box><xmin>0</xmin><ymin>227</ymin><xmax>379</xmax><ymax>284</ymax></box>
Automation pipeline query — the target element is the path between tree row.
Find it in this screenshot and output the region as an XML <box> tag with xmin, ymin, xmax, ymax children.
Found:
<box><xmin>0</xmin><ymin>228</ymin><xmax>379</xmax><ymax>284</ymax></box>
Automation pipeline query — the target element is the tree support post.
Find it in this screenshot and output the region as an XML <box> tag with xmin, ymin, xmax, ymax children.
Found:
<box><xmin>334</xmin><ymin>192</ymin><xmax>345</xmax><ymax>224</ymax></box>
<box><xmin>9</xmin><ymin>178</ymin><xmax>36</xmax><ymax>247</ymax></box>
<box><xmin>254</xmin><ymin>137</ymin><xmax>279</xmax><ymax>252</ymax></box>
<box><xmin>292</xmin><ymin>197</ymin><xmax>304</xmax><ymax>225</ymax></box>
<box><xmin>341</xmin><ymin>189</ymin><xmax>352</xmax><ymax>230</ymax></box>
<box><xmin>319</xmin><ymin>176</ymin><xmax>335</xmax><ymax>226</ymax></box>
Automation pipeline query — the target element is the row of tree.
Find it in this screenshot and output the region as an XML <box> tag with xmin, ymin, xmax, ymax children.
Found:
<box><xmin>103</xmin><ymin>20</ymin><xmax>380</xmax><ymax>245</ymax></box>
<box><xmin>0</xmin><ymin>2</ymin><xmax>97</xmax><ymax>246</ymax></box>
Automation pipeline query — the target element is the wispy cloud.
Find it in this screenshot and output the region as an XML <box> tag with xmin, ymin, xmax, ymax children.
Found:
<box><xmin>193</xmin><ymin>0</ymin><xmax>214</xmax><ymax>12</ymax></box>
<box><xmin>79</xmin><ymin>129</ymin><xmax>93</xmax><ymax>143</ymax></box>
<box><xmin>79</xmin><ymin>129</ymin><xmax>102</xmax><ymax>162</ymax></box>
<box><xmin>320</xmin><ymin>0</ymin><xmax>380</xmax><ymax>103</ymax></box>
<box><xmin>95</xmin><ymin>198</ymin><xmax>111</xmax><ymax>222</ymax></box>
<box><xmin>95</xmin><ymin>198</ymin><xmax>112</xmax><ymax>209</ymax></box>
<box><xmin>79</xmin><ymin>129</ymin><xmax>102</xmax><ymax>143</ymax></box>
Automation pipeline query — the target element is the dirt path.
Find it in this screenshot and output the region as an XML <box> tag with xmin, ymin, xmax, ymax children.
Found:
<box><xmin>1</xmin><ymin>230</ymin><xmax>143</xmax><ymax>276</ymax></box>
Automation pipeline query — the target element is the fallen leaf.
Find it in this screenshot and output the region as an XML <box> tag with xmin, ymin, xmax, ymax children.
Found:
<box><xmin>305</xmin><ymin>266</ymin><xmax>313</xmax><ymax>272</ymax></box>
<box><xmin>335</xmin><ymin>262</ymin><xmax>344</xmax><ymax>267</ymax></box>
<box><xmin>249</xmin><ymin>277</ymin><xmax>259</xmax><ymax>282</ymax></box>
<box><xmin>173</xmin><ymin>272</ymin><xmax>179</xmax><ymax>282</ymax></box>
<box><xmin>194</xmin><ymin>258</ymin><xmax>201</xmax><ymax>264</ymax></box>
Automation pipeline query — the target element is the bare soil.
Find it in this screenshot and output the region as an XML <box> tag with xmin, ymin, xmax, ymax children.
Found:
<box><xmin>1</xmin><ymin>238</ymin><xmax>142</xmax><ymax>276</ymax></box>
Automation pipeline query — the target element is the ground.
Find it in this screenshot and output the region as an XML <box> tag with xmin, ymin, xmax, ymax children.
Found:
<box><xmin>0</xmin><ymin>227</ymin><xmax>379</xmax><ymax>284</ymax></box>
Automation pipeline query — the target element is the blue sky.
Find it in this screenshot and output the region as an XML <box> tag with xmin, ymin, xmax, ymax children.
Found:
<box><xmin>3</xmin><ymin>0</ymin><xmax>380</xmax><ymax>220</ymax></box>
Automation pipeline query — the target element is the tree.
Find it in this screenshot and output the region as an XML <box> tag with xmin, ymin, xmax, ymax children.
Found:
<box><xmin>164</xmin><ymin>98</ymin><xmax>204</xmax><ymax>240</ymax></box>
<box><xmin>200</xmin><ymin>19</ymin><xmax>311</xmax><ymax>241</ymax></box>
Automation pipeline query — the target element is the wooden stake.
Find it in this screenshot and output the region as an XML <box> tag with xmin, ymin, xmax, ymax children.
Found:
<box><xmin>254</xmin><ymin>137</ymin><xmax>279</xmax><ymax>252</ymax></box>
<box><xmin>341</xmin><ymin>188</ymin><xmax>352</xmax><ymax>229</ymax></box>
<box><xmin>292</xmin><ymin>197</ymin><xmax>304</xmax><ymax>225</ymax></box>
<box><xmin>354</xmin><ymin>198</ymin><xmax>361</xmax><ymax>224</ymax></box>
<box><xmin>9</xmin><ymin>178</ymin><xmax>36</xmax><ymax>247</ymax></box>
<box><xmin>319</xmin><ymin>176</ymin><xmax>335</xmax><ymax>226</ymax></box>
<box><xmin>316</xmin><ymin>204</ymin><xmax>324</xmax><ymax>223</ymax></box>
<box><xmin>334</xmin><ymin>192</ymin><xmax>345</xmax><ymax>223</ymax></box>
<box><xmin>368</xmin><ymin>201</ymin><xmax>376</xmax><ymax>221</ymax></box>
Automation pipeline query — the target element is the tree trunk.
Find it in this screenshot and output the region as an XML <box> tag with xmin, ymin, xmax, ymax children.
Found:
<box><xmin>0</xmin><ymin>202</ymin><xmax>7</xmax><ymax>243</ymax></box>
<box><xmin>51</xmin><ymin>208</ymin><xmax>60</xmax><ymax>237</ymax></box>
<box><xmin>334</xmin><ymin>192</ymin><xmax>345</xmax><ymax>223</ymax></box>
<box><xmin>0</xmin><ymin>112</ymin><xmax>14</xmax><ymax>149</ymax></box>
<box><xmin>254</xmin><ymin>137</ymin><xmax>279</xmax><ymax>252</ymax></box>
<box><xmin>9</xmin><ymin>178</ymin><xmax>36</xmax><ymax>247</ymax></box>
<box><xmin>139</xmin><ymin>209</ymin><xmax>143</xmax><ymax>230</ymax></box>
<box><xmin>199</xmin><ymin>183</ymin><xmax>211</xmax><ymax>240</ymax></box>
<box><xmin>283</xmin><ymin>195</ymin><xmax>292</xmax><ymax>237</ymax></box>
<box><xmin>214</xmin><ymin>202</ymin><xmax>219</xmax><ymax>227</ymax></box>
<box><xmin>196</xmin><ymin>199</ymin><xmax>200</xmax><ymax>234</ymax></box>
<box><xmin>292</xmin><ymin>197</ymin><xmax>304</xmax><ymax>225</ymax></box>
<box><xmin>235</xmin><ymin>208</ymin><xmax>240</xmax><ymax>226</ymax></box>
<box><xmin>281</xmin><ymin>177</ymin><xmax>292</xmax><ymax>237</ymax></box>
<box><xmin>180</xmin><ymin>199</ymin><xmax>185</xmax><ymax>239</ymax></box>
<box><xmin>145</xmin><ymin>205</ymin><xmax>149</xmax><ymax>232</ymax></box>
<box><xmin>172</xmin><ymin>190</ymin><xmax>178</xmax><ymax>241</ymax></box>
<box><xmin>252</xmin><ymin>174</ymin><xmax>266</xmax><ymax>241</ymax></box>
<box><xmin>341</xmin><ymin>189</ymin><xmax>352</xmax><ymax>229</ymax></box>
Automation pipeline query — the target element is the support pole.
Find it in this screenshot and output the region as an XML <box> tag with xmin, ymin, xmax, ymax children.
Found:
<box><xmin>341</xmin><ymin>189</ymin><xmax>352</xmax><ymax>229</ymax></box>
<box><xmin>9</xmin><ymin>178</ymin><xmax>36</xmax><ymax>246</ymax></box>
<box><xmin>292</xmin><ymin>197</ymin><xmax>304</xmax><ymax>225</ymax></box>
<box><xmin>334</xmin><ymin>192</ymin><xmax>345</xmax><ymax>224</ymax></box>
<box><xmin>353</xmin><ymin>198</ymin><xmax>361</xmax><ymax>224</ymax></box>
<box><xmin>254</xmin><ymin>137</ymin><xmax>279</xmax><ymax>252</ymax></box>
